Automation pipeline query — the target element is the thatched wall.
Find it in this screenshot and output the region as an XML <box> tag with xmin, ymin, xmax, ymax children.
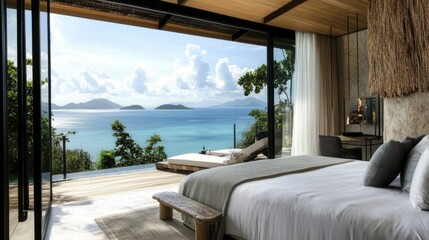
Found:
<box><xmin>368</xmin><ymin>0</ymin><xmax>429</xmax><ymax>98</ymax></box>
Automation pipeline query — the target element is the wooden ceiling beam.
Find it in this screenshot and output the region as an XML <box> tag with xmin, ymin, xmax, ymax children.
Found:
<box><xmin>158</xmin><ymin>14</ymin><xmax>172</xmax><ymax>29</ymax></box>
<box><xmin>102</xmin><ymin>0</ymin><xmax>295</xmax><ymax>39</ymax></box>
<box><xmin>264</xmin><ymin>0</ymin><xmax>307</xmax><ymax>23</ymax></box>
<box><xmin>159</xmin><ymin>0</ymin><xmax>189</xmax><ymax>29</ymax></box>
<box><xmin>178</xmin><ymin>0</ymin><xmax>189</xmax><ymax>5</ymax></box>
<box><xmin>231</xmin><ymin>29</ymin><xmax>249</xmax><ymax>41</ymax></box>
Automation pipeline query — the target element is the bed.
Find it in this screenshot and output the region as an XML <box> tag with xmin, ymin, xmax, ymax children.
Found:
<box><xmin>179</xmin><ymin>156</ymin><xmax>429</xmax><ymax>240</ymax></box>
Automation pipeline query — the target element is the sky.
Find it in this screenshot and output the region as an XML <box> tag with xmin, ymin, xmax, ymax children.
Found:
<box><xmin>48</xmin><ymin>14</ymin><xmax>270</xmax><ymax>108</ymax></box>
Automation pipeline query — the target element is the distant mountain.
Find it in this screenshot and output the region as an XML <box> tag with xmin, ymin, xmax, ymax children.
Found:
<box><xmin>53</xmin><ymin>98</ymin><xmax>122</xmax><ymax>110</ymax></box>
<box><xmin>210</xmin><ymin>97</ymin><xmax>266</xmax><ymax>108</ymax></box>
<box><xmin>121</xmin><ymin>105</ymin><xmax>144</xmax><ymax>110</ymax></box>
<box><xmin>51</xmin><ymin>103</ymin><xmax>61</xmax><ymax>110</ymax></box>
<box><xmin>155</xmin><ymin>104</ymin><xmax>192</xmax><ymax>110</ymax></box>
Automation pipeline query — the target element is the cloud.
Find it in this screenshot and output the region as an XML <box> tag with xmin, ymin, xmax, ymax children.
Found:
<box><xmin>7</xmin><ymin>47</ymin><xmax>17</xmax><ymax>63</ymax></box>
<box><xmin>214</xmin><ymin>58</ymin><xmax>248</xmax><ymax>90</ymax></box>
<box><xmin>173</xmin><ymin>44</ymin><xmax>212</xmax><ymax>89</ymax></box>
<box><xmin>50</xmin><ymin>15</ymin><xmax>66</xmax><ymax>45</ymax></box>
<box><xmin>175</xmin><ymin>77</ymin><xmax>189</xmax><ymax>89</ymax></box>
<box><xmin>130</xmin><ymin>67</ymin><xmax>148</xmax><ymax>93</ymax></box>
<box><xmin>185</xmin><ymin>44</ymin><xmax>207</xmax><ymax>59</ymax></box>
<box><xmin>56</xmin><ymin>69</ymin><xmax>109</xmax><ymax>94</ymax></box>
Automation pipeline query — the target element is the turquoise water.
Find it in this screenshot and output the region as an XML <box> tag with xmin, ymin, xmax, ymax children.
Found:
<box><xmin>52</xmin><ymin>108</ymin><xmax>256</xmax><ymax>161</ymax></box>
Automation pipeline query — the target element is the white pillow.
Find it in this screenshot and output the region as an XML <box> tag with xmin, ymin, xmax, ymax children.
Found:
<box><xmin>224</xmin><ymin>151</ymin><xmax>249</xmax><ymax>164</ymax></box>
<box><xmin>410</xmin><ymin>147</ymin><xmax>429</xmax><ymax>210</ymax></box>
<box><xmin>402</xmin><ymin>135</ymin><xmax>429</xmax><ymax>192</ymax></box>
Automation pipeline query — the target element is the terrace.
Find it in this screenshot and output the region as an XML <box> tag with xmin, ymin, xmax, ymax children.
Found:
<box><xmin>48</xmin><ymin>168</ymin><xmax>185</xmax><ymax>239</ymax></box>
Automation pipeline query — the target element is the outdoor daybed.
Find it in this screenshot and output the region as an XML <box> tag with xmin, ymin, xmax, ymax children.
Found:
<box><xmin>160</xmin><ymin>135</ymin><xmax>429</xmax><ymax>240</ymax></box>
<box><xmin>156</xmin><ymin>138</ymin><xmax>268</xmax><ymax>173</ymax></box>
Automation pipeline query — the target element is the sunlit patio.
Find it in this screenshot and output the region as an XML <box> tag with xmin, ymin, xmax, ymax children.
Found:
<box><xmin>46</xmin><ymin>168</ymin><xmax>185</xmax><ymax>240</ymax></box>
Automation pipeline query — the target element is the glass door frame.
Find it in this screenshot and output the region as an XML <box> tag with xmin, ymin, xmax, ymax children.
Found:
<box><xmin>1</xmin><ymin>0</ymin><xmax>9</xmax><ymax>238</ymax></box>
<box><xmin>1</xmin><ymin>0</ymin><xmax>52</xmax><ymax>239</ymax></box>
<box><xmin>32</xmin><ymin>0</ymin><xmax>52</xmax><ymax>238</ymax></box>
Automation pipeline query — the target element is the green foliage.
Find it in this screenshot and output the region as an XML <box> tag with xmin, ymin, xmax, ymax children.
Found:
<box><xmin>111</xmin><ymin>120</ymin><xmax>144</xmax><ymax>167</ymax></box>
<box><xmin>64</xmin><ymin>149</ymin><xmax>93</xmax><ymax>173</ymax></box>
<box><xmin>237</xmin><ymin>49</ymin><xmax>295</xmax><ymax>148</ymax></box>
<box><xmin>110</xmin><ymin>120</ymin><xmax>167</xmax><ymax>167</ymax></box>
<box><xmin>51</xmin><ymin>130</ymin><xmax>93</xmax><ymax>174</ymax></box>
<box><xmin>237</xmin><ymin>49</ymin><xmax>295</xmax><ymax>102</ymax></box>
<box><xmin>7</xmin><ymin>60</ymin><xmax>34</xmax><ymax>174</ymax></box>
<box><xmin>97</xmin><ymin>150</ymin><xmax>116</xmax><ymax>169</ymax></box>
<box><xmin>143</xmin><ymin>134</ymin><xmax>167</xmax><ymax>164</ymax></box>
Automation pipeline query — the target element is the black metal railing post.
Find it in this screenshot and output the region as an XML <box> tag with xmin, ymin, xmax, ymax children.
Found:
<box><xmin>233</xmin><ymin>123</ymin><xmax>236</xmax><ymax>148</ymax></box>
<box><xmin>62</xmin><ymin>135</ymin><xmax>66</xmax><ymax>180</ymax></box>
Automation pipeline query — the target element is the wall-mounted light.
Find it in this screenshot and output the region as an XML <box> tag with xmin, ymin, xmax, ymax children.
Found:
<box><xmin>347</xmin><ymin>13</ymin><xmax>366</xmax><ymax>125</ymax></box>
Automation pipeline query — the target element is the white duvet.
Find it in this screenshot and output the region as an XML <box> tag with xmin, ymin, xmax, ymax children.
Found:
<box><xmin>225</xmin><ymin>161</ymin><xmax>429</xmax><ymax>240</ymax></box>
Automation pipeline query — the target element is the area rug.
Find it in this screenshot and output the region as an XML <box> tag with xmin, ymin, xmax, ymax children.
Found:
<box><xmin>95</xmin><ymin>206</ymin><xmax>194</xmax><ymax>240</ymax></box>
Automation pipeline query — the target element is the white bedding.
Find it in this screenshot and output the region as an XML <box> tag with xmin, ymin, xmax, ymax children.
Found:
<box><xmin>225</xmin><ymin>161</ymin><xmax>429</xmax><ymax>240</ymax></box>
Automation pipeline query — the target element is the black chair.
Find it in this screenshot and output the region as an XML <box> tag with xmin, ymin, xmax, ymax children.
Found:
<box><xmin>319</xmin><ymin>135</ymin><xmax>362</xmax><ymax>160</ymax></box>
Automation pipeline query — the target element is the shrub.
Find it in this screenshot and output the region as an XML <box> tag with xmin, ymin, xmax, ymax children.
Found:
<box><xmin>143</xmin><ymin>134</ymin><xmax>167</xmax><ymax>163</ymax></box>
<box><xmin>97</xmin><ymin>150</ymin><xmax>116</xmax><ymax>169</ymax></box>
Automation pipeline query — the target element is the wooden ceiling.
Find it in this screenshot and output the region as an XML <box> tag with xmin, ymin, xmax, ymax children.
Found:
<box><xmin>168</xmin><ymin>0</ymin><xmax>369</xmax><ymax>36</ymax></box>
<box><xmin>49</xmin><ymin>0</ymin><xmax>369</xmax><ymax>45</ymax></box>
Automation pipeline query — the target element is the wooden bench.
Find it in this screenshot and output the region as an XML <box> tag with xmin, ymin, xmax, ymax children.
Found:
<box><xmin>152</xmin><ymin>191</ymin><xmax>222</xmax><ymax>240</ymax></box>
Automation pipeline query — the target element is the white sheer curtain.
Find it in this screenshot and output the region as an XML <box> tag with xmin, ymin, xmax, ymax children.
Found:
<box><xmin>291</xmin><ymin>32</ymin><xmax>338</xmax><ymax>156</ymax></box>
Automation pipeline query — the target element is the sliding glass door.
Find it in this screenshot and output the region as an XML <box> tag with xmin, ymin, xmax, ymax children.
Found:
<box><xmin>40</xmin><ymin>0</ymin><xmax>52</xmax><ymax>235</ymax></box>
<box><xmin>1</xmin><ymin>0</ymin><xmax>10</xmax><ymax>239</ymax></box>
<box><xmin>273</xmin><ymin>36</ymin><xmax>295</xmax><ymax>158</ymax></box>
<box><xmin>2</xmin><ymin>0</ymin><xmax>52</xmax><ymax>239</ymax></box>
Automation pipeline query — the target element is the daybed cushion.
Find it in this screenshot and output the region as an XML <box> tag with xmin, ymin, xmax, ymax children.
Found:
<box><xmin>168</xmin><ymin>153</ymin><xmax>227</xmax><ymax>168</ymax></box>
<box><xmin>363</xmin><ymin>140</ymin><xmax>407</xmax><ymax>187</ymax></box>
<box><xmin>402</xmin><ymin>135</ymin><xmax>429</xmax><ymax>192</ymax></box>
<box><xmin>410</xmin><ymin>147</ymin><xmax>429</xmax><ymax>210</ymax></box>
<box><xmin>210</xmin><ymin>148</ymin><xmax>241</xmax><ymax>157</ymax></box>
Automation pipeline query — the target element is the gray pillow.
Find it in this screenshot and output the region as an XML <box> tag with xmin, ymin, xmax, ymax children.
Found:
<box><xmin>401</xmin><ymin>135</ymin><xmax>426</xmax><ymax>153</ymax></box>
<box><xmin>363</xmin><ymin>140</ymin><xmax>407</xmax><ymax>187</ymax></box>
<box><xmin>401</xmin><ymin>136</ymin><xmax>429</xmax><ymax>192</ymax></box>
<box><xmin>410</xmin><ymin>147</ymin><xmax>429</xmax><ymax>210</ymax></box>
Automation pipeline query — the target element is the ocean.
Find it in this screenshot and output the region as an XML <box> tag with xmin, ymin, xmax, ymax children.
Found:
<box><xmin>52</xmin><ymin>108</ymin><xmax>256</xmax><ymax>161</ymax></box>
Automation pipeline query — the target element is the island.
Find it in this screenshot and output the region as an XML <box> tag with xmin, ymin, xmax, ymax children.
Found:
<box><xmin>120</xmin><ymin>105</ymin><xmax>144</xmax><ymax>110</ymax></box>
<box><xmin>52</xmin><ymin>98</ymin><xmax>122</xmax><ymax>110</ymax></box>
<box><xmin>155</xmin><ymin>104</ymin><xmax>192</xmax><ymax>110</ymax></box>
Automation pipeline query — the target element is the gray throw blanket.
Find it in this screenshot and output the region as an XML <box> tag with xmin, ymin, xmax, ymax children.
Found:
<box><xmin>180</xmin><ymin>155</ymin><xmax>352</xmax><ymax>240</ymax></box>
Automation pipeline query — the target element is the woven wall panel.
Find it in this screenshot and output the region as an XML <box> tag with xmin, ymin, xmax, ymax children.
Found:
<box><xmin>368</xmin><ymin>0</ymin><xmax>429</xmax><ymax>98</ymax></box>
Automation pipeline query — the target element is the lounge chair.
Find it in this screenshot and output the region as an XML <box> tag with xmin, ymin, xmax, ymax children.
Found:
<box><xmin>156</xmin><ymin>138</ymin><xmax>268</xmax><ymax>173</ymax></box>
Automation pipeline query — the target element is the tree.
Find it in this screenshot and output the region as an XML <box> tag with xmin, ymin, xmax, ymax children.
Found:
<box><xmin>111</xmin><ymin>120</ymin><xmax>144</xmax><ymax>167</ymax></box>
<box><xmin>7</xmin><ymin>59</ymin><xmax>92</xmax><ymax>175</ymax></box>
<box><xmin>96</xmin><ymin>150</ymin><xmax>116</xmax><ymax>169</ymax></box>
<box><xmin>237</xmin><ymin>48</ymin><xmax>295</xmax><ymax>148</ymax></box>
<box><xmin>7</xmin><ymin>60</ymin><xmax>34</xmax><ymax>174</ymax></box>
<box><xmin>238</xmin><ymin>49</ymin><xmax>295</xmax><ymax>102</ymax></box>
<box><xmin>110</xmin><ymin>120</ymin><xmax>167</xmax><ymax>167</ymax></box>
<box><xmin>51</xmin><ymin>130</ymin><xmax>93</xmax><ymax>174</ymax></box>
<box><xmin>143</xmin><ymin>134</ymin><xmax>167</xmax><ymax>164</ymax></box>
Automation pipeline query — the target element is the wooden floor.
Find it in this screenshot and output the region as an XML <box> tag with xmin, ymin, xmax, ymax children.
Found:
<box><xmin>53</xmin><ymin>169</ymin><xmax>186</xmax><ymax>205</ymax></box>
<box><xmin>48</xmin><ymin>169</ymin><xmax>187</xmax><ymax>240</ymax></box>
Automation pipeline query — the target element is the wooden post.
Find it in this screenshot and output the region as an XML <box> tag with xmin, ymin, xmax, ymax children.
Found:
<box><xmin>195</xmin><ymin>223</ymin><xmax>210</xmax><ymax>240</ymax></box>
<box><xmin>158</xmin><ymin>203</ymin><xmax>173</xmax><ymax>220</ymax></box>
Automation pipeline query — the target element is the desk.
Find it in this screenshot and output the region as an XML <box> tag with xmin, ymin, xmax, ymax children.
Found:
<box><xmin>338</xmin><ymin>135</ymin><xmax>383</xmax><ymax>161</ymax></box>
